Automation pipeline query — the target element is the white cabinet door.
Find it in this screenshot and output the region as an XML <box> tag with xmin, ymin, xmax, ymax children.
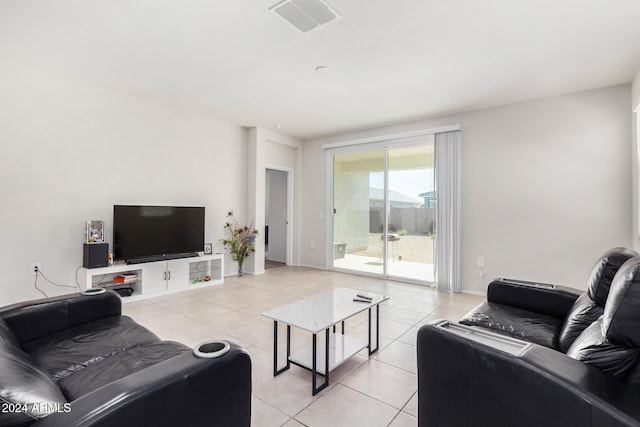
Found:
<box><xmin>166</xmin><ymin>259</ymin><xmax>190</xmax><ymax>290</ymax></box>
<box><xmin>142</xmin><ymin>261</ymin><xmax>169</xmax><ymax>294</ymax></box>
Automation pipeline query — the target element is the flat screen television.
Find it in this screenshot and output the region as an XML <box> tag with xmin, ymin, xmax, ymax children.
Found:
<box><xmin>113</xmin><ymin>205</ymin><xmax>205</xmax><ymax>263</ymax></box>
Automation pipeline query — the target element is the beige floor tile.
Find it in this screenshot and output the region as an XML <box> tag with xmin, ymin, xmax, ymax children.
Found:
<box><xmin>226</xmin><ymin>318</ymin><xmax>275</xmax><ymax>344</ymax></box>
<box><xmin>389</xmin><ymin>411</ymin><xmax>417</xmax><ymax>427</ymax></box>
<box><xmin>177</xmin><ymin>302</ymin><xmax>233</xmax><ymax>322</ymax></box>
<box><xmin>199</xmin><ymin>310</ymin><xmax>255</xmax><ymax>331</ymax></box>
<box><xmin>251</xmin><ymin>396</ymin><xmax>290</xmax><ymax>427</ymax></box>
<box><xmin>355</xmin><ymin>318</ymin><xmax>413</xmax><ymax>341</ymax></box>
<box><xmin>246</xmin><ymin>346</ymin><xmax>276</xmax><ymax>384</ymax></box>
<box><xmin>374</xmin><ymin>341</ymin><xmax>417</xmax><ymax>374</ymax></box>
<box><xmin>282</xmin><ymin>419</ymin><xmax>305</xmax><ymax>427</ymax></box>
<box><xmin>253</xmin><ymin>372</ymin><xmax>330</xmax><ymax>417</ymax></box>
<box><xmin>393</xmin><ymin>298</ymin><xmax>440</xmax><ymax>315</ymax></box>
<box><xmin>397</xmin><ymin>326</ymin><xmax>421</xmax><ymax>346</ymax></box>
<box><xmin>295</xmin><ymin>384</ymin><xmax>398</xmax><ymax>427</ymax></box>
<box><xmin>402</xmin><ymin>392</ymin><xmax>418</xmax><ymax>417</ymax></box>
<box><xmin>340</xmin><ymin>359</ymin><xmax>416</xmax><ymax>409</ymax></box>
<box><xmin>122</xmin><ymin>300</ymin><xmax>169</xmax><ymax>321</ymax></box>
<box><xmin>379</xmin><ymin>306</ymin><xmax>429</xmax><ymax>326</ymax></box>
<box><xmin>132</xmin><ymin>310</ymin><xmax>202</xmax><ymax>334</ymax></box>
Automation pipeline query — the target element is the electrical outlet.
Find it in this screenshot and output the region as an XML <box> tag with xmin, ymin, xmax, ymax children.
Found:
<box><xmin>310</xmin><ymin>241</ymin><xmax>316</xmax><ymax>249</ymax></box>
<box><xmin>30</xmin><ymin>263</ymin><xmax>42</xmax><ymax>276</ymax></box>
<box><xmin>476</xmin><ymin>257</ymin><xmax>485</xmax><ymax>268</ymax></box>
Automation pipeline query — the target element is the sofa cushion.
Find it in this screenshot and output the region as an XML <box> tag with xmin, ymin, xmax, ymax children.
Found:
<box><xmin>22</xmin><ymin>315</ymin><xmax>160</xmax><ymax>380</ymax></box>
<box><xmin>459</xmin><ymin>302</ymin><xmax>563</xmax><ymax>349</ymax></box>
<box><xmin>0</xmin><ymin>341</ymin><xmax>68</xmax><ymax>427</ymax></box>
<box><xmin>58</xmin><ymin>340</ymin><xmax>189</xmax><ymax>400</ymax></box>
<box><xmin>557</xmin><ymin>293</ymin><xmax>604</xmax><ymax>353</ymax></box>
<box><xmin>566</xmin><ymin>319</ymin><xmax>639</xmax><ymax>379</ymax></box>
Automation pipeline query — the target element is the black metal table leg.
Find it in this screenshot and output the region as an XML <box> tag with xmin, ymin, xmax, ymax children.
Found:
<box><xmin>368</xmin><ymin>305</ymin><xmax>380</xmax><ymax>355</ymax></box>
<box><xmin>273</xmin><ymin>321</ymin><xmax>290</xmax><ymax>376</ymax></box>
<box><xmin>311</xmin><ymin>328</ymin><xmax>330</xmax><ymax>395</ymax></box>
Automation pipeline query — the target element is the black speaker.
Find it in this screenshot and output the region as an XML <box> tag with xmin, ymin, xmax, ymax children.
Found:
<box><xmin>83</xmin><ymin>243</ymin><xmax>109</xmax><ymax>268</ymax></box>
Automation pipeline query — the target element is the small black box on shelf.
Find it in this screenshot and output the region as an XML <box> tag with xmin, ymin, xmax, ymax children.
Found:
<box><xmin>113</xmin><ymin>287</ymin><xmax>134</xmax><ymax>297</ymax></box>
<box><xmin>83</xmin><ymin>243</ymin><xmax>109</xmax><ymax>268</ymax></box>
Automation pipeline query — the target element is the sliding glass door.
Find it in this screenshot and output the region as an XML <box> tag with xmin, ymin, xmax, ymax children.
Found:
<box><xmin>331</xmin><ymin>141</ymin><xmax>435</xmax><ymax>283</ymax></box>
<box><xmin>332</xmin><ymin>150</ymin><xmax>385</xmax><ymax>276</ymax></box>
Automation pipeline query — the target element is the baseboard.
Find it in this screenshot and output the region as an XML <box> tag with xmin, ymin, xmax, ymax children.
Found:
<box><xmin>460</xmin><ymin>288</ymin><xmax>486</xmax><ymax>296</ymax></box>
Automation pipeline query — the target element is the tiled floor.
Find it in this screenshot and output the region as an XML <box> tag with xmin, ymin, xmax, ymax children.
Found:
<box><xmin>122</xmin><ymin>266</ymin><xmax>484</xmax><ymax>427</ymax></box>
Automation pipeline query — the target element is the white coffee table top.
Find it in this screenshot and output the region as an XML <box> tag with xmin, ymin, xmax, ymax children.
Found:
<box><xmin>262</xmin><ymin>287</ymin><xmax>389</xmax><ymax>333</ymax></box>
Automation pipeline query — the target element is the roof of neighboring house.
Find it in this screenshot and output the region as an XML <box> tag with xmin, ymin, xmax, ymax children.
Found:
<box><xmin>370</xmin><ymin>188</ymin><xmax>422</xmax><ymax>206</ymax></box>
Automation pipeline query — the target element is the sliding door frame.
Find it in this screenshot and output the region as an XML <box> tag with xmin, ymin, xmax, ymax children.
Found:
<box><xmin>326</xmin><ymin>135</ymin><xmax>436</xmax><ymax>285</ymax></box>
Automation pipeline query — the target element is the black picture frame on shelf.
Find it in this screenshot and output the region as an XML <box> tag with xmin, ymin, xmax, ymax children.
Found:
<box><xmin>204</xmin><ymin>243</ymin><xmax>213</xmax><ymax>255</ymax></box>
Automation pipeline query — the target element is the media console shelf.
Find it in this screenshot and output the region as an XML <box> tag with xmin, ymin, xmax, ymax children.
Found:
<box><xmin>79</xmin><ymin>254</ymin><xmax>224</xmax><ymax>302</ymax></box>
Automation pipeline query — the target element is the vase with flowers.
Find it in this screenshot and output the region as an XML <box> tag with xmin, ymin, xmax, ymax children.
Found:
<box><xmin>221</xmin><ymin>211</ymin><xmax>259</xmax><ymax>277</ymax></box>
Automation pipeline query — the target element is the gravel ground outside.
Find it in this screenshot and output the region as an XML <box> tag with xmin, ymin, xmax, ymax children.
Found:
<box><xmin>350</xmin><ymin>233</ymin><xmax>435</xmax><ymax>263</ymax></box>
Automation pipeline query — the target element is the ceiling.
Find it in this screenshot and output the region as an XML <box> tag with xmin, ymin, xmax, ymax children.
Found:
<box><xmin>1</xmin><ymin>0</ymin><xmax>640</xmax><ymax>140</ymax></box>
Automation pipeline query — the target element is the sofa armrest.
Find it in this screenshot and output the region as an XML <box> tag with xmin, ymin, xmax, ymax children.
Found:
<box><xmin>0</xmin><ymin>291</ymin><xmax>122</xmax><ymax>345</ymax></box>
<box><xmin>417</xmin><ymin>321</ymin><xmax>640</xmax><ymax>427</ymax></box>
<box><xmin>487</xmin><ymin>278</ymin><xmax>581</xmax><ymax>319</ymax></box>
<box><xmin>33</xmin><ymin>342</ymin><xmax>252</xmax><ymax>427</ymax></box>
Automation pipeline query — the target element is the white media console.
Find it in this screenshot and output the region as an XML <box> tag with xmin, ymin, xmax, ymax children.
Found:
<box><xmin>79</xmin><ymin>253</ymin><xmax>224</xmax><ymax>302</ymax></box>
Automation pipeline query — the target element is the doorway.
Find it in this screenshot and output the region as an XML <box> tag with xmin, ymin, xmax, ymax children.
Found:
<box><xmin>265</xmin><ymin>169</ymin><xmax>290</xmax><ymax>269</ymax></box>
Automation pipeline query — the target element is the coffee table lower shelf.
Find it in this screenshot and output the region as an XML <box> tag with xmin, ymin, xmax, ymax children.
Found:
<box><xmin>289</xmin><ymin>333</ymin><xmax>367</xmax><ymax>376</ymax></box>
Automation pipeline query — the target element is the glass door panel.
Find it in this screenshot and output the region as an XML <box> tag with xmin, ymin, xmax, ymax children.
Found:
<box><xmin>387</xmin><ymin>145</ymin><xmax>435</xmax><ymax>282</ymax></box>
<box><xmin>332</xmin><ymin>150</ymin><xmax>385</xmax><ymax>275</ymax></box>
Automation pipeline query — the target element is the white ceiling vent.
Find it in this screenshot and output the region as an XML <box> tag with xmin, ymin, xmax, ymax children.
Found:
<box><xmin>270</xmin><ymin>0</ymin><xmax>341</xmax><ymax>33</ymax></box>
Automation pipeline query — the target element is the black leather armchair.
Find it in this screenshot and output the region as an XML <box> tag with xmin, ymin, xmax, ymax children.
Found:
<box><xmin>0</xmin><ymin>291</ymin><xmax>251</xmax><ymax>427</ymax></box>
<box><xmin>417</xmin><ymin>249</ymin><xmax>640</xmax><ymax>427</ymax></box>
<box><xmin>460</xmin><ymin>247</ymin><xmax>638</xmax><ymax>351</ymax></box>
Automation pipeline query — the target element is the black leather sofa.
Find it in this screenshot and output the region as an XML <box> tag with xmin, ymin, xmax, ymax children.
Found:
<box><xmin>0</xmin><ymin>290</ymin><xmax>251</xmax><ymax>427</ymax></box>
<box><xmin>417</xmin><ymin>248</ymin><xmax>640</xmax><ymax>427</ymax></box>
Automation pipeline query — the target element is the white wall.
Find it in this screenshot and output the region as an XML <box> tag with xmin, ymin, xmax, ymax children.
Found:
<box><xmin>302</xmin><ymin>86</ymin><xmax>633</xmax><ymax>294</ymax></box>
<box><xmin>0</xmin><ymin>62</ymin><xmax>246</xmax><ymax>305</ymax></box>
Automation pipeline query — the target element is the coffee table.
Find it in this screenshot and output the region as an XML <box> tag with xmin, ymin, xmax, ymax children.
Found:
<box><xmin>262</xmin><ymin>287</ymin><xmax>389</xmax><ymax>395</ymax></box>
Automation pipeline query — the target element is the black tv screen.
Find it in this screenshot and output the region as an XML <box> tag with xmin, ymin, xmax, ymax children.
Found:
<box><xmin>113</xmin><ymin>205</ymin><xmax>205</xmax><ymax>262</ymax></box>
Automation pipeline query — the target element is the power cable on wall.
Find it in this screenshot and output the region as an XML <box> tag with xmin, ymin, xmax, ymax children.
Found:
<box><xmin>33</xmin><ymin>268</ymin><xmax>82</xmax><ymax>298</ymax></box>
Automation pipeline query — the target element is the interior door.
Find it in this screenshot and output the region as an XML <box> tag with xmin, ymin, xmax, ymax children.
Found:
<box><xmin>266</xmin><ymin>169</ymin><xmax>288</xmax><ymax>263</ymax></box>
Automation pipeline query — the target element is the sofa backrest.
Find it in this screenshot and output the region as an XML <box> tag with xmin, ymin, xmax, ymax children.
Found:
<box><xmin>566</xmin><ymin>256</ymin><xmax>640</xmax><ymax>381</ymax></box>
<box><xmin>0</xmin><ymin>317</ymin><xmax>69</xmax><ymax>427</ymax></box>
<box><xmin>0</xmin><ymin>291</ymin><xmax>122</xmax><ymax>345</ymax></box>
<box><xmin>586</xmin><ymin>247</ymin><xmax>638</xmax><ymax>306</ymax></box>
<box><xmin>557</xmin><ymin>247</ymin><xmax>638</xmax><ymax>352</ymax></box>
